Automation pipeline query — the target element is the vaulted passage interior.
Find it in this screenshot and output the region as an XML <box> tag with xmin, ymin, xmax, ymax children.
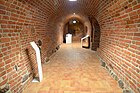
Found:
<box><xmin>0</xmin><ymin>0</ymin><xmax>140</xmax><ymax>93</ymax></box>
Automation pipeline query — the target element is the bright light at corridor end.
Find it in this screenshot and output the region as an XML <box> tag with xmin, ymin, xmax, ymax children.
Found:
<box><xmin>73</xmin><ymin>20</ymin><xmax>76</xmax><ymax>24</ymax></box>
<box><xmin>69</xmin><ymin>0</ymin><xmax>77</xmax><ymax>1</ymax></box>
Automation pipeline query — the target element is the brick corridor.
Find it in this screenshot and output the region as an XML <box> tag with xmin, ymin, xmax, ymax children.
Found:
<box><xmin>23</xmin><ymin>42</ymin><xmax>122</xmax><ymax>93</ymax></box>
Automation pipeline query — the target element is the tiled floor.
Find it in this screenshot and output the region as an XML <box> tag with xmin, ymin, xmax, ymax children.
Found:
<box><xmin>23</xmin><ymin>42</ymin><xmax>122</xmax><ymax>93</ymax></box>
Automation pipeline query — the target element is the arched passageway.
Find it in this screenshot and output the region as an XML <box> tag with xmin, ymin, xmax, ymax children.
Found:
<box><xmin>89</xmin><ymin>17</ymin><xmax>101</xmax><ymax>51</ymax></box>
<box><xmin>0</xmin><ymin>0</ymin><xmax>139</xmax><ymax>93</ymax></box>
<box><xmin>63</xmin><ymin>19</ymin><xmax>86</xmax><ymax>43</ymax></box>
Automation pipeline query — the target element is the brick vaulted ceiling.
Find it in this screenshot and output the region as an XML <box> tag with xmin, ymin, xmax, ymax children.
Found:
<box><xmin>26</xmin><ymin>0</ymin><xmax>103</xmax><ymax>17</ymax></box>
<box><xmin>23</xmin><ymin>0</ymin><xmax>112</xmax><ymax>23</ymax></box>
<box><xmin>21</xmin><ymin>0</ymin><xmax>115</xmax><ymax>39</ymax></box>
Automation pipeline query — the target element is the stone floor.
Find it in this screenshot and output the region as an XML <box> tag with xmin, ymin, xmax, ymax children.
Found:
<box><xmin>23</xmin><ymin>42</ymin><xmax>122</xmax><ymax>93</ymax></box>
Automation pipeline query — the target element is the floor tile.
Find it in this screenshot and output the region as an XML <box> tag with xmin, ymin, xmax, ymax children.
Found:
<box><xmin>23</xmin><ymin>42</ymin><xmax>122</xmax><ymax>93</ymax></box>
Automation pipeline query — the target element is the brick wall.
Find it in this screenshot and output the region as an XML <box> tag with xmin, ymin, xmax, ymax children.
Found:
<box><xmin>96</xmin><ymin>0</ymin><xmax>140</xmax><ymax>92</ymax></box>
<box><xmin>0</xmin><ymin>0</ymin><xmax>59</xmax><ymax>93</ymax></box>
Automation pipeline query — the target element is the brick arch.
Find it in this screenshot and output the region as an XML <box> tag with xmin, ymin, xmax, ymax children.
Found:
<box><xmin>91</xmin><ymin>18</ymin><xmax>101</xmax><ymax>51</ymax></box>
<box><xmin>56</xmin><ymin>14</ymin><xmax>92</xmax><ymax>44</ymax></box>
<box><xmin>63</xmin><ymin>18</ymin><xmax>85</xmax><ymax>43</ymax></box>
<box><xmin>62</xmin><ymin>14</ymin><xmax>91</xmax><ymax>35</ymax></box>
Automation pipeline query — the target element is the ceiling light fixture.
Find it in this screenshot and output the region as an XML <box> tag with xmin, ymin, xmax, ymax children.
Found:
<box><xmin>69</xmin><ymin>0</ymin><xmax>77</xmax><ymax>1</ymax></box>
<box><xmin>73</xmin><ymin>20</ymin><xmax>76</xmax><ymax>24</ymax></box>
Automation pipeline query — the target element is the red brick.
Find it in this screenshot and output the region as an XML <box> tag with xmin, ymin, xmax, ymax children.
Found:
<box><xmin>1</xmin><ymin>37</ymin><xmax>10</xmax><ymax>43</ymax></box>
<box><xmin>0</xmin><ymin>53</ymin><xmax>3</xmax><ymax>57</ymax></box>
<box><xmin>0</xmin><ymin>0</ymin><xmax>5</xmax><ymax>5</ymax></box>
<box><xmin>126</xmin><ymin>8</ymin><xmax>132</xmax><ymax>13</ymax></box>
<box><xmin>134</xmin><ymin>33</ymin><xmax>140</xmax><ymax>37</ymax></box>
<box><xmin>135</xmin><ymin>19</ymin><xmax>140</xmax><ymax>23</ymax></box>
<box><xmin>1</xmin><ymin>48</ymin><xmax>7</xmax><ymax>52</ymax></box>
<box><xmin>0</xmin><ymin>79</ymin><xmax>7</xmax><ymax>86</ymax></box>
<box><xmin>5</xmin><ymin>64</ymin><xmax>11</xmax><ymax>69</ymax></box>
<box><xmin>6</xmin><ymin>68</ymin><xmax>12</xmax><ymax>73</ymax></box>
<box><xmin>132</xmin><ymin>1</ymin><xmax>137</xmax><ymax>6</ymax></box>
<box><xmin>5</xmin><ymin>59</ymin><xmax>12</xmax><ymax>64</ymax></box>
<box><xmin>0</xmin><ymin>19</ymin><xmax>7</xmax><ymax>24</ymax></box>
<box><xmin>129</xmin><ymin>11</ymin><xmax>137</xmax><ymax>16</ymax></box>
<box><xmin>130</xmin><ymin>15</ymin><xmax>139</xmax><ymax>19</ymax></box>
<box><xmin>10</xmin><ymin>4</ymin><xmax>16</xmax><ymax>9</ymax></box>
<box><xmin>133</xmin><ymin>37</ymin><xmax>140</xmax><ymax>41</ymax></box>
<box><xmin>127</xmin><ymin>20</ymin><xmax>134</xmax><ymax>24</ymax></box>
<box><xmin>0</xmin><ymin>67</ymin><xmax>4</xmax><ymax>72</ymax></box>
<box><xmin>0</xmin><ymin>9</ymin><xmax>6</xmax><ymax>14</ymax></box>
<box><xmin>135</xmin><ymin>41</ymin><xmax>140</xmax><ymax>45</ymax></box>
<box><xmin>2</xmin><ymin>75</ymin><xmax>7</xmax><ymax>80</ymax></box>
<box><xmin>0</xmin><ymin>71</ymin><xmax>6</xmax><ymax>77</ymax></box>
<box><xmin>137</xmin><ymin>9</ymin><xmax>140</xmax><ymax>14</ymax></box>
<box><xmin>0</xmin><ymin>62</ymin><xmax>4</xmax><ymax>68</ymax></box>
<box><xmin>133</xmin><ymin>4</ymin><xmax>140</xmax><ymax>10</ymax></box>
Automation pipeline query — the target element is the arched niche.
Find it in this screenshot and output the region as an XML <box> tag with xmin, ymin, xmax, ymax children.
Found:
<box><xmin>56</xmin><ymin>14</ymin><xmax>91</xmax><ymax>44</ymax></box>
<box><xmin>90</xmin><ymin>18</ymin><xmax>101</xmax><ymax>51</ymax></box>
<box><xmin>63</xmin><ymin>18</ymin><xmax>87</xmax><ymax>43</ymax></box>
